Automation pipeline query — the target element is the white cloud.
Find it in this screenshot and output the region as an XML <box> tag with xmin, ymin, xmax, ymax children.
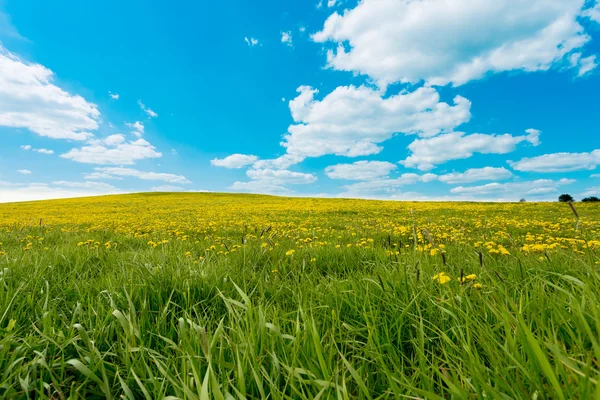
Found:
<box><xmin>151</xmin><ymin>185</ymin><xmax>184</xmax><ymax>192</ymax></box>
<box><xmin>509</xmin><ymin>150</ymin><xmax>600</xmax><ymax>172</ymax></box>
<box><xmin>0</xmin><ymin>181</ymin><xmax>123</xmax><ymax>203</ymax></box>
<box><xmin>83</xmin><ymin>172</ymin><xmax>124</xmax><ymax>180</ymax></box>
<box><xmin>35</xmin><ymin>148</ymin><xmax>54</xmax><ymax>154</ymax></box>
<box><xmin>583</xmin><ymin>1</ymin><xmax>600</xmax><ymax>23</ymax></box>
<box><xmin>231</xmin><ymin>168</ymin><xmax>317</xmax><ymax>194</ymax></box>
<box><xmin>0</xmin><ymin>45</ymin><xmax>100</xmax><ymax>140</ymax></box>
<box><xmin>327</xmin><ymin>0</ymin><xmax>337</xmax><ymax>7</ymax></box>
<box><xmin>109</xmin><ymin>91</ymin><xmax>119</xmax><ymax>100</ymax></box>
<box><xmin>245</xmin><ymin>37</ymin><xmax>259</xmax><ymax>46</ymax></box>
<box><xmin>581</xmin><ymin>187</ymin><xmax>600</xmax><ymax>197</ymax></box>
<box><xmin>569</xmin><ymin>52</ymin><xmax>597</xmax><ymax>76</ymax></box>
<box><xmin>339</xmin><ymin>173</ymin><xmax>438</xmax><ymax>196</ymax></box>
<box><xmin>53</xmin><ymin>181</ymin><xmax>116</xmax><ymax>190</ymax></box>
<box><xmin>251</xmin><ymin>154</ymin><xmax>306</xmax><ymax>170</ymax></box>
<box><xmin>281</xmin><ymin>31</ymin><xmax>293</xmax><ymax>46</ymax></box>
<box><xmin>230</xmin><ymin>180</ymin><xmax>289</xmax><ymax>194</ymax></box>
<box><xmin>21</xmin><ymin>145</ymin><xmax>54</xmax><ymax>154</ymax></box>
<box><xmin>246</xmin><ymin>168</ymin><xmax>317</xmax><ymax>184</ymax></box>
<box><xmin>211</xmin><ymin>154</ymin><xmax>259</xmax><ymax>169</ymax></box>
<box><xmin>438</xmin><ymin>167</ymin><xmax>513</xmax><ymax>184</ymax></box>
<box><xmin>125</xmin><ymin>121</ymin><xmax>144</xmax><ymax>137</ymax></box>
<box><xmin>401</xmin><ymin>129</ymin><xmax>540</xmax><ymax>170</ymax></box>
<box><xmin>138</xmin><ymin>100</ymin><xmax>158</xmax><ymax>118</ymax></box>
<box><xmin>17</xmin><ymin>169</ymin><xmax>31</xmax><ymax>175</ymax></box>
<box><xmin>283</xmin><ymin>85</ymin><xmax>471</xmax><ymax>158</ymax></box>
<box><xmin>450</xmin><ymin>178</ymin><xmax>575</xmax><ymax>196</ymax></box>
<box><xmin>101</xmin><ymin>134</ymin><xmax>126</xmax><ymax>146</ymax></box>
<box><xmin>313</xmin><ymin>0</ymin><xmax>595</xmax><ymax>87</ymax></box>
<box><xmin>61</xmin><ymin>138</ymin><xmax>162</xmax><ymax>165</ymax></box>
<box><xmin>325</xmin><ymin>160</ymin><xmax>397</xmax><ymax>180</ymax></box>
<box><xmin>88</xmin><ymin>167</ymin><xmax>191</xmax><ymax>184</ymax></box>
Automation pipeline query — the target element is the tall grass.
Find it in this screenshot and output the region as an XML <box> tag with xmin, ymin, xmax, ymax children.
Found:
<box><xmin>0</xmin><ymin>194</ymin><xmax>598</xmax><ymax>398</ymax></box>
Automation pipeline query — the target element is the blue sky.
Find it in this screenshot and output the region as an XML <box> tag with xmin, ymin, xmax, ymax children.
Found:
<box><xmin>1</xmin><ymin>0</ymin><xmax>599</xmax><ymax>202</ymax></box>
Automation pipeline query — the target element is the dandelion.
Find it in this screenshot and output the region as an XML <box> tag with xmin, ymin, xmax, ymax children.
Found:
<box><xmin>473</xmin><ymin>283</ymin><xmax>483</xmax><ymax>289</ymax></box>
<box><xmin>285</xmin><ymin>249</ymin><xmax>295</xmax><ymax>256</ymax></box>
<box><xmin>433</xmin><ymin>272</ymin><xmax>451</xmax><ymax>284</ymax></box>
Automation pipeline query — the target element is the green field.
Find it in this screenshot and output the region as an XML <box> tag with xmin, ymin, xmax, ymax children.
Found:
<box><xmin>0</xmin><ymin>193</ymin><xmax>599</xmax><ymax>399</ymax></box>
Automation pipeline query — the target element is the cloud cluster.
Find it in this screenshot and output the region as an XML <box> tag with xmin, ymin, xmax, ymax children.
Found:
<box><xmin>283</xmin><ymin>85</ymin><xmax>471</xmax><ymax>158</ymax></box>
<box><xmin>61</xmin><ymin>137</ymin><xmax>162</xmax><ymax>165</ymax></box>
<box><xmin>510</xmin><ymin>150</ymin><xmax>600</xmax><ymax>172</ymax></box>
<box><xmin>401</xmin><ymin>129</ymin><xmax>540</xmax><ymax>170</ymax></box>
<box><xmin>313</xmin><ymin>0</ymin><xmax>597</xmax><ymax>87</ymax></box>
<box><xmin>83</xmin><ymin>167</ymin><xmax>190</xmax><ymax>184</ymax></box>
<box><xmin>0</xmin><ymin>46</ymin><xmax>100</xmax><ymax>140</ymax></box>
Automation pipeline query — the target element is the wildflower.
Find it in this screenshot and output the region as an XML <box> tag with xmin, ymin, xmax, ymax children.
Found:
<box><xmin>285</xmin><ymin>249</ymin><xmax>295</xmax><ymax>256</ymax></box>
<box><xmin>310</xmin><ymin>257</ymin><xmax>316</xmax><ymax>262</ymax></box>
<box><xmin>433</xmin><ymin>272</ymin><xmax>451</xmax><ymax>284</ymax></box>
<box><xmin>473</xmin><ymin>283</ymin><xmax>483</xmax><ymax>289</ymax></box>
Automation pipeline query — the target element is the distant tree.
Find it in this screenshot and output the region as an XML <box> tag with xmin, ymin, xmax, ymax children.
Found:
<box><xmin>519</xmin><ymin>198</ymin><xmax>526</xmax><ymax>203</ymax></box>
<box><xmin>582</xmin><ymin>196</ymin><xmax>600</xmax><ymax>203</ymax></box>
<box><xmin>559</xmin><ymin>194</ymin><xmax>574</xmax><ymax>203</ymax></box>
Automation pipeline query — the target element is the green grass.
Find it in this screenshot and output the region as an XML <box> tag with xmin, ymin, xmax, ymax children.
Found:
<box><xmin>0</xmin><ymin>194</ymin><xmax>599</xmax><ymax>398</ymax></box>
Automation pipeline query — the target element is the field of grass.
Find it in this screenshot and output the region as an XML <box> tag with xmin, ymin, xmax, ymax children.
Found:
<box><xmin>0</xmin><ymin>192</ymin><xmax>599</xmax><ymax>399</ymax></box>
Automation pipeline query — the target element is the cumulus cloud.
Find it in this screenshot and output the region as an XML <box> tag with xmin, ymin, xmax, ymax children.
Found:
<box><xmin>231</xmin><ymin>168</ymin><xmax>317</xmax><ymax>194</ymax></box>
<box><xmin>0</xmin><ymin>45</ymin><xmax>100</xmax><ymax>140</ymax></box>
<box><xmin>509</xmin><ymin>150</ymin><xmax>600</xmax><ymax>172</ymax></box>
<box><xmin>325</xmin><ymin>161</ymin><xmax>397</xmax><ymax>180</ymax></box>
<box><xmin>450</xmin><ymin>178</ymin><xmax>575</xmax><ymax>196</ymax></box>
<box><xmin>61</xmin><ymin>138</ymin><xmax>162</xmax><ymax>165</ymax></box>
<box><xmin>339</xmin><ymin>173</ymin><xmax>438</xmax><ymax>196</ymax></box>
<box><xmin>438</xmin><ymin>167</ymin><xmax>513</xmax><ymax>184</ymax></box>
<box><xmin>246</xmin><ymin>168</ymin><xmax>317</xmax><ymax>184</ymax></box>
<box><xmin>312</xmin><ymin>0</ymin><xmax>596</xmax><ymax>86</ymax></box>
<box><xmin>401</xmin><ymin>129</ymin><xmax>540</xmax><ymax>170</ymax></box>
<box><xmin>17</xmin><ymin>169</ymin><xmax>31</xmax><ymax>175</ymax></box>
<box><xmin>138</xmin><ymin>100</ymin><xmax>158</xmax><ymax>118</ymax></box>
<box><xmin>211</xmin><ymin>154</ymin><xmax>259</xmax><ymax>169</ymax></box>
<box><xmin>84</xmin><ymin>167</ymin><xmax>190</xmax><ymax>184</ymax></box>
<box><xmin>283</xmin><ymin>85</ymin><xmax>471</xmax><ymax>158</ymax></box>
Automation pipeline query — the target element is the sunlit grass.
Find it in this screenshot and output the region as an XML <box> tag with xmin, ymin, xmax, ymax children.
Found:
<box><xmin>0</xmin><ymin>193</ymin><xmax>599</xmax><ymax>398</ymax></box>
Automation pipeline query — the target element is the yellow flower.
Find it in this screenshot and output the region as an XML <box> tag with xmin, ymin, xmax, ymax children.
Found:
<box><xmin>310</xmin><ymin>257</ymin><xmax>316</xmax><ymax>262</ymax></box>
<box><xmin>433</xmin><ymin>272</ymin><xmax>451</xmax><ymax>284</ymax></box>
<box><xmin>285</xmin><ymin>249</ymin><xmax>295</xmax><ymax>256</ymax></box>
<box><xmin>473</xmin><ymin>283</ymin><xmax>483</xmax><ymax>289</ymax></box>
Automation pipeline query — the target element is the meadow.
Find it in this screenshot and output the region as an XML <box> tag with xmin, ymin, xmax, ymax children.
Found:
<box><xmin>0</xmin><ymin>192</ymin><xmax>599</xmax><ymax>399</ymax></box>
